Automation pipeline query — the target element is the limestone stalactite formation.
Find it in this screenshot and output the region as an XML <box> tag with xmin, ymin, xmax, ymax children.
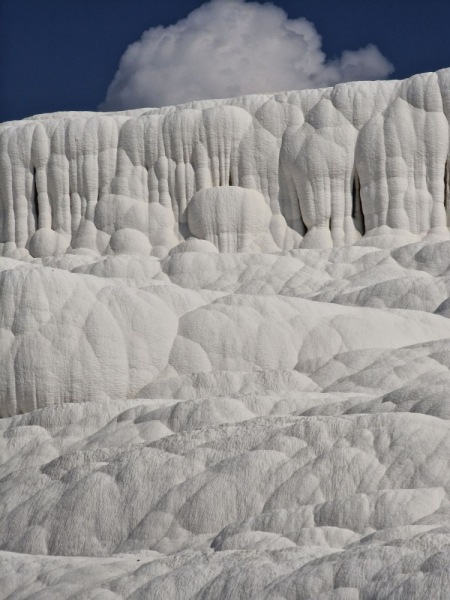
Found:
<box><xmin>4</xmin><ymin>70</ymin><xmax>450</xmax><ymax>599</ymax></box>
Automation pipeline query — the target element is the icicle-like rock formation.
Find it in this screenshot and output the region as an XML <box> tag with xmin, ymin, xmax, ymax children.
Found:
<box><xmin>2</xmin><ymin>69</ymin><xmax>450</xmax><ymax>259</ymax></box>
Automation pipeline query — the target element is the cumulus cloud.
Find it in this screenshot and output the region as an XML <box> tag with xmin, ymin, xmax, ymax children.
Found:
<box><xmin>101</xmin><ymin>0</ymin><xmax>394</xmax><ymax>111</ymax></box>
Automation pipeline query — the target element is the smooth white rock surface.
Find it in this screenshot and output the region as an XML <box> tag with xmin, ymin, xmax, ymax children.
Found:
<box><xmin>3</xmin><ymin>70</ymin><xmax>450</xmax><ymax>598</ymax></box>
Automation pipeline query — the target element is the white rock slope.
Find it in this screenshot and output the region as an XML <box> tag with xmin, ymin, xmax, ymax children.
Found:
<box><xmin>3</xmin><ymin>70</ymin><xmax>450</xmax><ymax>598</ymax></box>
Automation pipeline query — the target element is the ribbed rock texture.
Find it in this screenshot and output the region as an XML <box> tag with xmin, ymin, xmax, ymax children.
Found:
<box><xmin>2</xmin><ymin>68</ymin><xmax>450</xmax><ymax>261</ymax></box>
<box><xmin>3</xmin><ymin>70</ymin><xmax>450</xmax><ymax>599</ymax></box>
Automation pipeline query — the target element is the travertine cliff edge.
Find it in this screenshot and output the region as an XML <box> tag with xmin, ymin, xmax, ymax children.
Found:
<box><xmin>2</xmin><ymin>69</ymin><xmax>450</xmax><ymax>260</ymax></box>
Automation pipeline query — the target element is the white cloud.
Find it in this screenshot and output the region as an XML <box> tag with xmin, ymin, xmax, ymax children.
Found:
<box><xmin>101</xmin><ymin>0</ymin><xmax>394</xmax><ymax>110</ymax></box>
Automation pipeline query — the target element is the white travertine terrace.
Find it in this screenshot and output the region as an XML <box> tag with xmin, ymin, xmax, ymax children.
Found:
<box><xmin>5</xmin><ymin>70</ymin><xmax>450</xmax><ymax>599</ymax></box>
<box><xmin>2</xmin><ymin>68</ymin><xmax>450</xmax><ymax>260</ymax></box>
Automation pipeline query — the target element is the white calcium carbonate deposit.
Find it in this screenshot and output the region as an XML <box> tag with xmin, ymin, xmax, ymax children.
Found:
<box><xmin>3</xmin><ymin>70</ymin><xmax>450</xmax><ymax>598</ymax></box>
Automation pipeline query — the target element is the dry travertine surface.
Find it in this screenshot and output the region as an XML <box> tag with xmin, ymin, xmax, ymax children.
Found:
<box><xmin>4</xmin><ymin>244</ymin><xmax>450</xmax><ymax>598</ymax></box>
<box><xmin>4</xmin><ymin>71</ymin><xmax>450</xmax><ymax>598</ymax></box>
<box><xmin>3</xmin><ymin>67</ymin><xmax>450</xmax><ymax>260</ymax></box>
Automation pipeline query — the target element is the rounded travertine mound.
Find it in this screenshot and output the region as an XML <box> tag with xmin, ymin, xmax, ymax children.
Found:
<box><xmin>94</xmin><ymin>195</ymin><xmax>179</xmax><ymax>251</ymax></box>
<box><xmin>188</xmin><ymin>187</ymin><xmax>279</xmax><ymax>252</ymax></box>
<box><xmin>109</xmin><ymin>228</ymin><xmax>152</xmax><ymax>255</ymax></box>
<box><xmin>28</xmin><ymin>228</ymin><xmax>69</xmax><ymax>258</ymax></box>
<box><xmin>168</xmin><ymin>238</ymin><xmax>219</xmax><ymax>256</ymax></box>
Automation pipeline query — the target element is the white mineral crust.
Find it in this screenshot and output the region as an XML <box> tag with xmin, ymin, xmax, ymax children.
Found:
<box><xmin>3</xmin><ymin>70</ymin><xmax>450</xmax><ymax>598</ymax></box>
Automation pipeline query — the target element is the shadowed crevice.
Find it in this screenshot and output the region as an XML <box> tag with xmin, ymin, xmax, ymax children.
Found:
<box><xmin>31</xmin><ymin>167</ymin><xmax>39</xmax><ymax>229</ymax></box>
<box><xmin>352</xmin><ymin>168</ymin><xmax>365</xmax><ymax>236</ymax></box>
<box><xmin>445</xmin><ymin>159</ymin><xmax>449</xmax><ymax>220</ymax></box>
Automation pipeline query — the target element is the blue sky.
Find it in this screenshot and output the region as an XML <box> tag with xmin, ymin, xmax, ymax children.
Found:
<box><xmin>2</xmin><ymin>0</ymin><xmax>450</xmax><ymax>122</ymax></box>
